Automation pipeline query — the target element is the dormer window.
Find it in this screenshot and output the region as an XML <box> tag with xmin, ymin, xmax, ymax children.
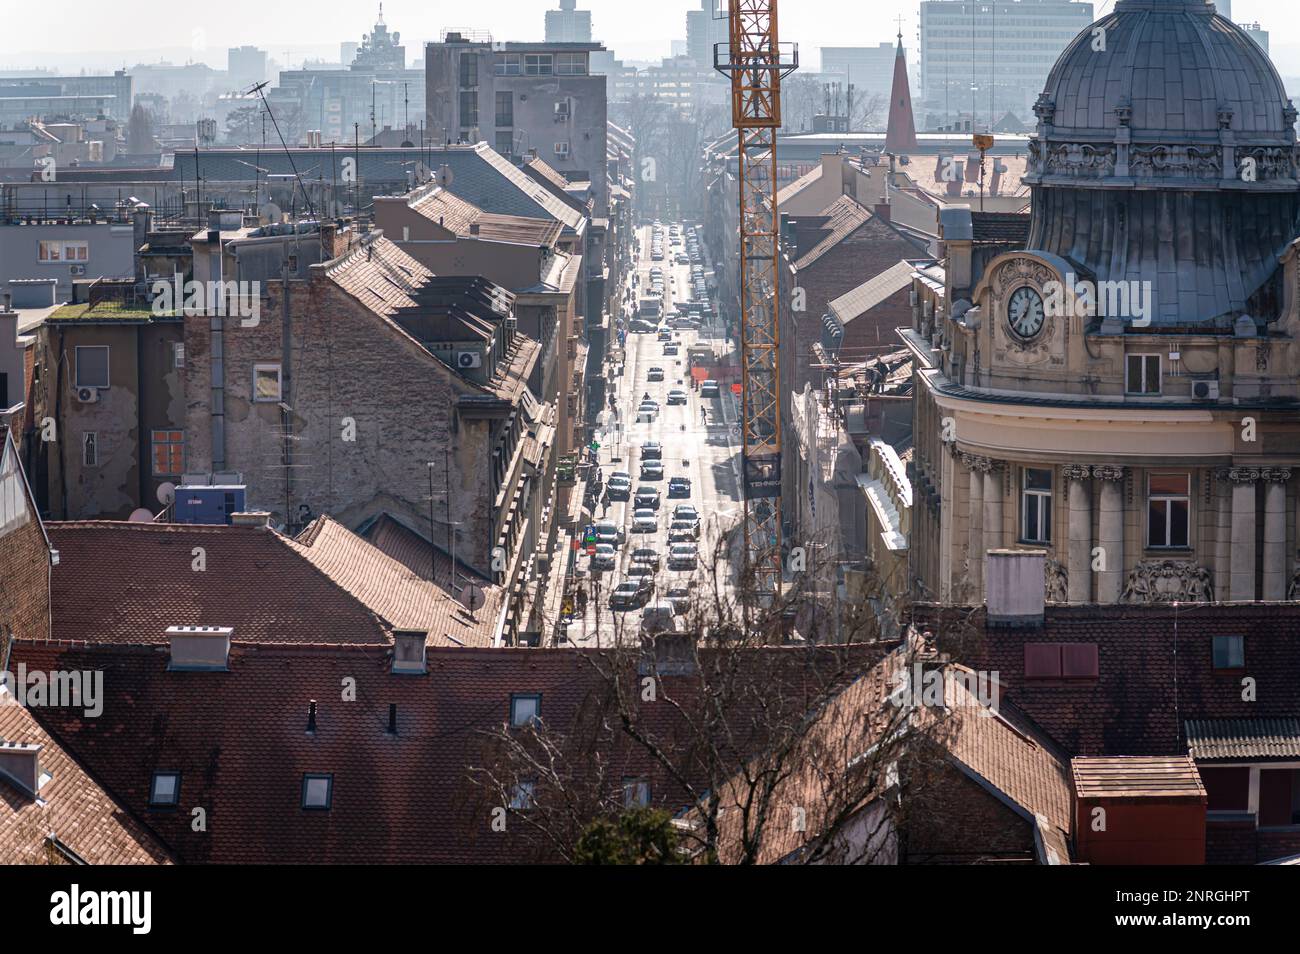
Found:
<box><xmin>302</xmin><ymin>773</ymin><xmax>333</xmax><ymax>810</ymax></box>
<box><xmin>1213</xmin><ymin>635</ymin><xmax>1245</xmax><ymax>670</ymax></box>
<box><xmin>510</xmin><ymin>780</ymin><xmax>536</xmax><ymax>811</ymax></box>
<box><xmin>150</xmin><ymin>771</ymin><xmax>181</xmax><ymax>807</ymax></box>
<box><xmin>510</xmin><ymin>693</ymin><xmax>541</xmax><ymax>728</ymax></box>
<box><xmin>623</xmin><ymin>778</ymin><xmax>650</xmax><ymax>808</ymax></box>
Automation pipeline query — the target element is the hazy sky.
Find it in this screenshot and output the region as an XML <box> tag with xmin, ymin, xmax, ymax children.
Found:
<box><xmin>2</xmin><ymin>0</ymin><xmax>1295</xmax><ymax>76</ymax></box>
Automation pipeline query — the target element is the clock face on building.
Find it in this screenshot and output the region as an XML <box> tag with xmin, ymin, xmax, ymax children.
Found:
<box><xmin>1007</xmin><ymin>286</ymin><xmax>1046</xmax><ymax>340</ymax></box>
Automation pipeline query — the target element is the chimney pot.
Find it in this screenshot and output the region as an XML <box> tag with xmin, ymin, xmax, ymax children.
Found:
<box><xmin>307</xmin><ymin>699</ymin><xmax>318</xmax><ymax>733</ymax></box>
<box><xmin>387</xmin><ymin>703</ymin><xmax>398</xmax><ymax>734</ymax></box>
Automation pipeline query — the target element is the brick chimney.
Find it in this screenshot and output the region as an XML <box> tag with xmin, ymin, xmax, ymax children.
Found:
<box><xmin>986</xmin><ymin>550</ymin><xmax>1045</xmax><ymax>628</ymax></box>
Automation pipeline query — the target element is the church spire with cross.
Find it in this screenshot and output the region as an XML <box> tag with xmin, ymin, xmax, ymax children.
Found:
<box><xmin>884</xmin><ymin>24</ymin><xmax>918</xmax><ymax>153</ymax></box>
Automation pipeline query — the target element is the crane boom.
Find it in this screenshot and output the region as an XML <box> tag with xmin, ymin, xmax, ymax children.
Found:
<box><xmin>715</xmin><ymin>1</ymin><xmax>796</xmax><ymax>602</ymax></box>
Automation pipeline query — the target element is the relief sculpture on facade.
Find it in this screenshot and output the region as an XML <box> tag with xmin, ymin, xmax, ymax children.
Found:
<box><xmin>1120</xmin><ymin>560</ymin><xmax>1214</xmax><ymax>604</ymax></box>
<box><xmin>1044</xmin><ymin>557</ymin><xmax>1068</xmax><ymax>603</ymax></box>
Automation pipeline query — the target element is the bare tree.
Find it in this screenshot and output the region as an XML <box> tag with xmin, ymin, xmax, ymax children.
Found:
<box><xmin>465</xmin><ymin>528</ymin><xmax>983</xmax><ymax>864</ymax></box>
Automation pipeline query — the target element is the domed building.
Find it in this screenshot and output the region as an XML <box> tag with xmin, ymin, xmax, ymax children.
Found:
<box><xmin>904</xmin><ymin>0</ymin><xmax>1300</xmax><ymax>605</ymax></box>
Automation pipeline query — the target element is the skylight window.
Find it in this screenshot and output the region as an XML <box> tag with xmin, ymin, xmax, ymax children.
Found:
<box><xmin>510</xmin><ymin>693</ymin><xmax>541</xmax><ymax>728</ymax></box>
<box><xmin>302</xmin><ymin>773</ymin><xmax>334</xmax><ymax>810</ymax></box>
<box><xmin>150</xmin><ymin>771</ymin><xmax>180</xmax><ymax>807</ymax></box>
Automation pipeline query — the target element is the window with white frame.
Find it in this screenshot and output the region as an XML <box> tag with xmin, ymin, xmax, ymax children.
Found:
<box><xmin>151</xmin><ymin>429</ymin><xmax>184</xmax><ymax>476</ymax></box>
<box><xmin>509</xmin><ymin>693</ymin><xmax>540</xmax><ymax>728</ymax></box>
<box><xmin>1125</xmin><ymin>353</ymin><xmax>1161</xmax><ymax>395</ymax></box>
<box><xmin>495</xmin><ymin>53</ymin><xmax>521</xmax><ymax>76</ymax></box>
<box><xmin>74</xmin><ymin>345</ymin><xmax>109</xmax><ymax>389</ymax></box>
<box><xmin>1021</xmin><ymin>468</ymin><xmax>1052</xmax><ymax>543</ymax></box>
<box><xmin>253</xmin><ymin>362</ymin><xmax>282</xmax><ymax>402</ymax></box>
<box><xmin>1147</xmin><ymin>473</ymin><xmax>1190</xmax><ymax>548</ymax></box>
<box><xmin>38</xmin><ymin>240</ymin><xmax>89</xmax><ymax>262</ymax></box>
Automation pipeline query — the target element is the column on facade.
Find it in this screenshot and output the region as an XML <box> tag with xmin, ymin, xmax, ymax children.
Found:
<box><xmin>982</xmin><ymin>461</ymin><xmax>1004</xmax><ymax>570</ymax></box>
<box><xmin>939</xmin><ymin>443</ymin><xmax>956</xmax><ymax>602</ymax></box>
<box><xmin>964</xmin><ymin>454</ymin><xmax>986</xmax><ymax>598</ymax></box>
<box><xmin>1262</xmin><ymin>468</ymin><xmax>1291</xmax><ymax>601</ymax></box>
<box><xmin>1064</xmin><ymin>464</ymin><xmax>1093</xmax><ymax>604</ymax></box>
<box><xmin>1094</xmin><ymin>465</ymin><xmax>1125</xmax><ymax>604</ymax></box>
<box><xmin>1229</xmin><ymin>468</ymin><xmax>1260</xmax><ymax>602</ymax></box>
<box><xmin>1214</xmin><ymin>469</ymin><xmax>1232</xmax><ymax>602</ymax></box>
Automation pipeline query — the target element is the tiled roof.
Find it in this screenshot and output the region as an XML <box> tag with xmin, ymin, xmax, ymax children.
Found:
<box><xmin>474</xmin><ymin>144</ymin><xmax>586</xmax><ymax>233</ymax></box>
<box><xmin>828</xmin><ymin>260</ymin><xmax>917</xmax><ymax>325</ymax></box>
<box><xmin>9</xmin><ymin>639</ymin><xmax>820</xmax><ymax>863</ymax></box>
<box><xmin>961</xmin><ymin>603</ymin><xmax>1300</xmax><ymax>758</ymax></box>
<box><xmin>325</xmin><ymin>235</ymin><xmax>431</xmax><ymax>319</ymax></box>
<box><xmin>1072</xmin><ymin>755</ymin><xmax>1206</xmax><ymax>799</ymax></box>
<box><xmin>776</xmin><ymin>163</ymin><xmax>823</xmax><ymax>206</ymax></box>
<box><xmin>411</xmin><ymin>187</ymin><xmax>564</xmax><ymax>247</ymax></box>
<box><xmin>793</xmin><ymin>195</ymin><xmax>871</xmax><ymax>269</ymax></box>
<box><xmin>0</xmin><ymin>701</ymin><xmax>173</xmax><ymax>864</ymax></box>
<box><xmin>971</xmin><ymin>211</ymin><xmax>1031</xmax><ymax>244</ymax></box>
<box><xmin>287</xmin><ymin>515</ymin><xmax>503</xmax><ymax>648</ymax></box>
<box><xmin>46</xmin><ymin>521</ymin><xmax>391</xmax><ymax>646</ymax></box>
<box><xmin>1186</xmin><ymin>719</ymin><xmax>1300</xmax><ymax>761</ymax></box>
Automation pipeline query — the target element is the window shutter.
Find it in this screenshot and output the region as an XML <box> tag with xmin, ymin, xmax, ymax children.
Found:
<box><xmin>1024</xmin><ymin>643</ymin><xmax>1062</xmax><ymax>679</ymax></box>
<box><xmin>1061</xmin><ymin>643</ymin><xmax>1099</xmax><ymax>678</ymax></box>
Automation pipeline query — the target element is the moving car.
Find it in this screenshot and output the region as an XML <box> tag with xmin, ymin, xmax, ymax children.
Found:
<box><xmin>632</xmin><ymin>510</ymin><xmax>658</xmax><ymax>533</ymax></box>
<box><xmin>657</xmin><ymin>330</ymin><xmax>673</xmax><ymax>342</ymax></box>
<box><xmin>668</xmin><ymin>544</ymin><xmax>699</xmax><ymax>570</ymax></box>
<box><xmin>639</xmin><ymin>601</ymin><xmax>679</xmax><ymax>634</ymax></box>
<box><xmin>663</xmin><ymin>342</ymin><xmax>679</xmax><ymax>356</ymax></box>
<box><xmin>635</xmin><ymin>486</ymin><xmax>661</xmax><ymax>509</ymax></box>
<box><xmin>668</xmin><ymin>476</ymin><xmax>691</xmax><ymax>497</ymax></box>
<box><xmin>610</xmin><ymin>579</ymin><xmax>653</xmax><ymax>609</ymax></box>
<box><xmin>666</xmin><ymin>389</ymin><xmax>688</xmax><ymax>405</ymax></box>
<box><xmin>640</xmin><ymin>460</ymin><xmax>665</xmax><ymax>480</ymax></box>
<box><xmin>668</xmin><ymin>520</ymin><xmax>698</xmax><ymax>543</ymax></box>
<box><xmin>700</xmin><ymin>379</ymin><xmax>720</xmax><ymax>397</ymax></box>
<box><xmin>630</xmin><ymin>319</ymin><xmax>657</xmax><ymax>333</ymax></box>
<box><xmin>641</xmin><ymin>441</ymin><xmax>662</xmax><ymax>460</ymax></box>
<box><xmin>673</xmin><ymin>504</ymin><xmax>700</xmax><ymax>525</ymax></box>
<box><xmin>637</xmin><ymin>402</ymin><xmax>659</xmax><ymax>422</ymax></box>
<box><xmin>664</xmin><ymin>587</ymin><xmax>691</xmax><ymax>614</ymax></box>
<box><xmin>590</xmin><ymin>544</ymin><xmax>617</xmax><ymax>571</ymax></box>
<box><xmin>647</xmin><ymin>366</ymin><xmax>665</xmax><ymax>382</ymax></box>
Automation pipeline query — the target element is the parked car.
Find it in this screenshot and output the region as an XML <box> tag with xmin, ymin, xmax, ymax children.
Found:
<box><xmin>590</xmin><ymin>544</ymin><xmax>617</xmax><ymax>571</ymax></box>
<box><xmin>668</xmin><ymin>544</ymin><xmax>699</xmax><ymax>570</ymax></box>
<box><xmin>631</xmin><ymin>547</ymin><xmax>661</xmax><ymax>570</ymax></box>
<box><xmin>610</xmin><ymin>579</ymin><xmax>653</xmax><ymax>609</ymax></box>
<box><xmin>635</xmin><ymin>486</ymin><xmax>661</xmax><ymax>509</ymax></box>
<box><xmin>594</xmin><ymin>521</ymin><xmax>625</xmax><ymax>546</ymax></box>
<box><xmin>668</xmin><ymin>476</ymin><xmax>691</xmax><ymax>497</ymax></box>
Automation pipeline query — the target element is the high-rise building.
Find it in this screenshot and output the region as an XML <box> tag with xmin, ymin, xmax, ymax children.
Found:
<box><xmin>545</xmin><ymin>0</ymin><xmax>593</xmax><ymax>44</ymax></box>
<box><xmin>686</xmin><ymin>0</ymin><xmax>729</xmax><ymax>68</ymax></box>
<box><xmin>822</xmin><ymin>44</ymin><xmax>901</xmax><ymax>105</ymax></box>
<box><xmin>1239</xmin><ymin>22</ymin><xmax>1269</xmax><ymax>54</ymax></box>
<box><xmin>227</xmin><ymin>46</ymin><xmax>268</xmax><ymax>92</ymax></box>
<box><xmin>919</xmin><ymin>0</ymin><xmax>1094</xmax><ymax>128</ymax></box>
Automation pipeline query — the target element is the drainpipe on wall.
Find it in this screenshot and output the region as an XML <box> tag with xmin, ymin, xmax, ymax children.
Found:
<box><xmin>210</xmin><ymin>242</ymin><xmax>226</xmax><ymax>471</ymax></box>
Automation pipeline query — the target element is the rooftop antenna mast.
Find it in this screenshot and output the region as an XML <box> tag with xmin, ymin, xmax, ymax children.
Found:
<box><xmin>245</xmin><ymin>81</ymin><xmax>317</xmax><ymax>221</ymax></box>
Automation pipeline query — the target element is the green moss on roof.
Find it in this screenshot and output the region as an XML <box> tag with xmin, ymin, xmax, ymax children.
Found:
<box><xmin>49</xmin><ymin>301</ymin><xmax>170</xmax><ymax>322</ymax></box>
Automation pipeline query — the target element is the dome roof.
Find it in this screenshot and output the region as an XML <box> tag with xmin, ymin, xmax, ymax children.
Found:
<box><xmin>1039</xmin><ymin>0</ymin><xmax>1293</xmax><ymax>140</ymax></box>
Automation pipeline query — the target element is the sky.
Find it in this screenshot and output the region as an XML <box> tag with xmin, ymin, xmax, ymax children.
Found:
<box><xmin>0</xmin><ymin>0</ymin><xmax>1295</xmax><ymax>77</ymax></box>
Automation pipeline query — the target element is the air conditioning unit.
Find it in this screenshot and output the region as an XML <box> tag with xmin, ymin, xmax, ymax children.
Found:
<box><xmin>1192</xmin><ymin>380</ymin><xmax>1220</xmax><ymax>401</ymax></box>
<box><xmin>553</xmin><ymin>141</ymin><xmax>570</xmax><ymax>158</ymax></box>
<box><xmin>456</xmin><ymin>351</ymin><xmax>482</xmax><ymax>369</ymax></box>
<box><xmin>69</xmin><ymin>264</ymin><xmax>86</xmax><ymax>276</ymax></box>
<box><xmin>554</xmin><ymin>101</ymin><xmax>570</xmax><ymax>122</ymax></box>
<box><xmin>74</xmin><ymin>386</ymin><xmax>99</xmax><ymax>403</ymax></box>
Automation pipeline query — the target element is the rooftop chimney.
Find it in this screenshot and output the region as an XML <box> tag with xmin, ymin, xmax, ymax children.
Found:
<box><xmin>392</xmin><ymin>629</ymin><xmax>428</xmax><ymax>674</ymax></box>
<box><xmin>230</xmin><ymin>511</ymin><xmax>272</xmax><ymax>527</ymax></box>
<box><xmin>0</xmin><ymin>741</ymin><xmax>42</xmax><ymax>797</ymax></box>
<box><xmin>167</xmin><ymin>625</ymin><xmax>233</xmax><ymax>671</ymax></box>
<box><xmin>469</xmin><ymin>222</ymin><xmax>480</xmax><ymax>236</ymax></box>
<box><xmin>985</xmin><ymin>550</ymin><xmax>1045</xmax><ymax>628</ymax></box>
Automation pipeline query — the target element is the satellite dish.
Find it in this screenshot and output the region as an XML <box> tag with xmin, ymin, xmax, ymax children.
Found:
<box><xmin>436</xmin><ymin>164</ymin><xmax>454</xmax><ymax>187</ymax></box>
<box><xmin>259</xmin><ymin>201</ymin><xmax>282</xmax><ymax>224</ymax></box>
<box><xmin>128</xmin><ymin>507</ymin><xmax>155</xmax><ymax>523</ymax></box>
<box><xmin>156</xmin><ymin>481</ymin><xmax>176</xmax><ymax>505</ymax></box>
<box><xmin>459</xmin><ymin>583</ymin><xmax>486</xmax><ymax>613</ymax></box>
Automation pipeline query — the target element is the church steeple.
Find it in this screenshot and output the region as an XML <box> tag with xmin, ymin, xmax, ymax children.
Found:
<box><xmin>884</xmin><ymin>29</ymin><xmax>918</xmax><ymax>153</ymax></box>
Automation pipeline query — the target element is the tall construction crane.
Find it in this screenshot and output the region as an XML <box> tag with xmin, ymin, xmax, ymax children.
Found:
<box><xmin>714</xmin><ymin>1</ymin><xmax>796</xmax><ymax>603</ymax></box>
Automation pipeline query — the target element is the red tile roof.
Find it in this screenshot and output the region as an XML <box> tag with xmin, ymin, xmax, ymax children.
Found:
<box><xmin>0</xmin><ymin>701</ymin><xmax>173</xmax><ymax>864</ymax></box>
<box><xmin>46</xmin><ymin>521</ymin><xmax>391</xmax><ymax>646</ymax></box>
<box><xmin>287</xmin><ymin>515</ymin><xmax>503</xmax><ymax>648</ymax></box>
<box><xmin>1072</xmin><ymin>755</ymin><xmax>1206</xmax><ymax>800</ymax></box>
